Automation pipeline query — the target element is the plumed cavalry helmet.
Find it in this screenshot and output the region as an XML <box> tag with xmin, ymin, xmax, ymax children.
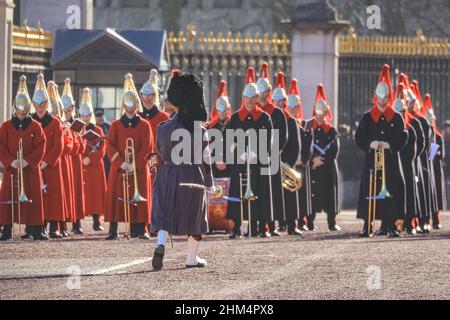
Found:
<box><xmin>120</xmin><ymin>73</ymin><xmax>142</xmax><ymax>114</ymax></box>
<box><xmin>79</xmin><ymin>88</ymin><xmax>94</xmax><ymax>117</ymax></box>
<box><xmin>215</xmin><ymin>80</ymin><xmax>230</xmax><ymax>113</ymax></box>
<box><xmin>272</xmin><ymin>72</ymin><xmax>287</xmax><ymax>102</ymax></box>
<box><xmin>242</xmin><ymin>67</ymin><xmax>258</xmax><ymax>98</ymax></box>
<box><xmin>13</xmin><ymin>75</ymin><xmax>33</xmax><ymax>114</ymax></box>
<box><xmin>256</xmin><ymin>62</ymin><xmax>272</xmax><ymax>94</ymax></box>
<box><xmin>61</xmin><ymin>78</ymin><xmax>75</xmax><ymax>109</ymax></box>
<box><xmin>373</xmin><ymin>64</ymin><xmax>393</xmax><ymax>105</ymax></box>
<box><xmin>32</xmin><ymin>73</ymin><xmax>49</xmax><ymax>105</ymax></box>
<box><xmin>140</xmin><ymin>69</ymin><xmax>160</xmax><ymax>107</ymax></box>
<box><xmin>392</xmin><ymin>83</ymin><xmax>407</xmax><ymax>113</ymax></box>
<box><xmin>287</xmin><ymin>79</ymin><xmax>303</xmax><ymax>120</ymax></box>
<box><xmin>423</xmin><ymin>93</ymin><xmax>436</xmax><ymax>124</ymax></box>
<box><xmin>287</xmin><ymin>79</ymin><xmax>301</xmax><ymax>108</ymax></box>
<box><xmin>313</xmin><ymin>84</ymin><xmax>332</xmax><ymax>120</ymax></box>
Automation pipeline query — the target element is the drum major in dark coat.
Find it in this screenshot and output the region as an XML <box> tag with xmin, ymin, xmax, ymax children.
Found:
<box><xmin>151</xmin><ymin>114</ymin><xmax>213</xmax><ymax>235</ymax></box>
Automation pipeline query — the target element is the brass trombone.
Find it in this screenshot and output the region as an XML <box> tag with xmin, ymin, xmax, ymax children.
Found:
<box><xmin>367</xmin><ymin>145</ymin><xmax>391</xmax><ymax>236</ymax></box>
<box><xmin>120</xmin><ymin>138</ymin><xmax>146</xmax><ymax>238</ymax></box>
<box><xmin>375</xmin><ymin>147</ymin><xmax>391</xmax><ymax>198</ymax></box>
<box><xmin>6</xmin><ymin>138</ymin><xmax>32</xmax><ymax>239</ymax></box>
<box><xmin>239</xmin><ymin>147</ymin><xmax>257</xmax><ymax>238</ymax></box>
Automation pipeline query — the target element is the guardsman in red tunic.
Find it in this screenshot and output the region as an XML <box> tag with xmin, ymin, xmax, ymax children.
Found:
<box><xmin>139</xmin><ymin>69</ymin><xmax>170</xmax><ymax>142</ymax></box>
<box><xmin>59</xmin><ymin>79</ymin><xmax>76</xmax><ymax>237</ymax></box>
<box><xmin>206</xmin><ymin>80</ymin><xmax>232</xmax><ymax>179</ymax></box>
<box><xmin>79</xmin><ymin>88</ymin><xmax>107</xmax><ymax>232</ymax></box>
<box><xmin>423</xmin><ymin>94</ymin><xmax>446</xmax><ymax>229</ymax></box>
<box><xmin>139</xmin><ymin>69</ymin><xmax>170</xmax><ymax>234</ymax></box>
<box><xmin>307</xmin><ymin>84</ymin><xmax>341</xmax><ymax>231</ymax></box>
<box><xmin>355</xmin><ymin>65</ymin><xmax>408</xmax><ymax>237</ymax></box>
<box><xmin>30</xmin><ymin>79</ymin><xmax>66</xmax><ymax>239</ymax></box>
<box><xmin>272</xmin><ymin>72</ymin><xmax>303</xmax><ymax>236</ymax></box>
<box><xmin>256</xmin><ymin>62</ymin><xmax>287</xmax><ymax>236</ymax></box>
<box><xmin>62</xmin><ymin>84</ymin><xmax>86</xmax><ymax>235</ymax></box>
<box><xmin>105</xmin><ymin>74</ymin><xmax>153</xmax><ymax>240</ymax></box>
<box><xmin>0</xmin><ymin>75</ymin><xmax>47</xmax><ymax>241</ymax></box>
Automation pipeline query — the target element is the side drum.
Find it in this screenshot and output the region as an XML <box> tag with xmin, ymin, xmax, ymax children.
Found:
<box><xmin>207</xmin><ymin>178</ymin><xmax>234</xmax><ymax>233</ymax></box>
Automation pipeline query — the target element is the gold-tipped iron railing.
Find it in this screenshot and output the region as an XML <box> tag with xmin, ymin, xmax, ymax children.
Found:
<box><xmin>339</xmin><ymin>27</ymin><xmax>449</xmax><ymax>57</ymax></box>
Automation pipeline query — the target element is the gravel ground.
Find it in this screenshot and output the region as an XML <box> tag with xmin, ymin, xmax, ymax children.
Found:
<box><xmin>0</xmin><ymin>211</ymin><xmax>449</xmax><ymax>300</ymax></box>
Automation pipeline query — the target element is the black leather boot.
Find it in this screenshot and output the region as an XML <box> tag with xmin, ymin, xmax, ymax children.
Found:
<box><xmin>0</xmin><ymin>225</ymin><xmax>12</xmax><ymax>241</ymax></box>
<box><xmin>106</xmin><ymin>222</ymin><xmax>118</xmax><ymax>240</ymax></box>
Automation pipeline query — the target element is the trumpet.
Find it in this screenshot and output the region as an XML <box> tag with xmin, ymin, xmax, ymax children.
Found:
<box><xmin>281</xmin><ymin>162</ymin><xmax>303</xmax><ymax>192</ymax></box>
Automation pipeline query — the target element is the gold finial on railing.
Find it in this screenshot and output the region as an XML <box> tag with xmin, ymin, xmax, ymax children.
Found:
<box><xmin>217</xmin><ymin>32</ymin><xmax>224</xmax><ymax>54</ymax></box>
<box><xmin>244</xmin><ymin>32</ymin><xmax>252</xmax><ymax>55</ymax></box>
<box><xmin>168</xmin><ymin>31</ymin><xmax>176</xmax><ymax>53</ymax></box>
<box><xmin>177</xmin><ymin>31</ymin><xmax>186</xmax><ymax>53</ymax></box>
<box><xmin>226</xmin><ymin>31</ymin><xmax>233</xmax><ymax>54</ymax></box>
<box><xmin>207</xmin><ymin>31</ymin><xmax>215</xmax><ymax>54</ymax></box>
<box><xmin>13</xmin><ymin>19</ymin><xmax>52</xmax><ymax>49</ymax></box>
<box><xmin>263</xmin><ymin>33</ymin><xmax>271</xmax><ymax>55</ymax></box>
<box><xmin>167</xmin><ymin>26</ymin><xmax>291</xmax><ymax>57</ymax></box>
<box><xmin>281</xmin><ymin>34</ymin><xmax>289</xmax><ymax>55</ymax></box>
<box><xmin>187</xmin><ymin>24</ymin><xmax>196</xmax><ymax>53</ymax></box>
<box><xmin>235</xmin><ymin>32</ymin><xmax>243</xmax><ymax>55</ymax></box>
<box><xmin>339</xmin><ymin>27</ymin><xmax>449</xmax><ymax>57</ymax></box>
<box><xmin>272</xmin><ymin>32</ymin><xmax>279</xmax><ymax>55</ymax></box>
<box><xmin>253</xmin><ymin>32</ymin><xmax>261</xmax><ymax>55</ymax></box>
<box><xmin>199</xmin><ymin>31</ymin><xmax>206</xmax><ymax>54</ymax></box>
<box><xmin>22</xmin><ymin>19</ymin><xmax>29</xmax><ymax>30</ymax></box>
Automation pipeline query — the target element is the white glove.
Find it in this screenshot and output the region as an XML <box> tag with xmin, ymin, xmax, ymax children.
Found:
<box><xmin>39</xmin><ymin>161</ymin><xmax>48</xmax><ymax>170</ymax></box>
<box><xmin>10</xmin><ymin>160</ymin><xmax>19</xmax><ymax>169</ymax></box>
<box><xmin>312</xmin><ymin>156</ymin><xmax>324</xmax><ymax>170</ymax></box>
<box><xmin>381</xmin><ymin>142</ymin><xmax>390</xmax><ymax>149</ymax></box>
<box><xmin>120</xmin><ymin>162</ymin><xmax>129</xmax><ymax>171</ymax></box>
<box><xmin>369</xmin><ymin>141</ymin><xmax>380</xmax><ymax>150</ymax></box>
<box><xmin>82</xmin><ymin>157</ymin><xmax>91</xmax><ymax>166</ymax></box>
<box><xmin>22</xmin><ymin>160</ymin><xmax>29</xmax><ymax>168</ymax></box>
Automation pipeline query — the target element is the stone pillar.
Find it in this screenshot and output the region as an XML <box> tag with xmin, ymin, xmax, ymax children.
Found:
<box><xmin>0</xmin><ymin>0</ymin><xmax>14</xmax><ymax>124</ymax></box>
<box><xmin>286</xmin><ymin>0</ymin><xmax>349</xmax><ymax>126</ymax></box>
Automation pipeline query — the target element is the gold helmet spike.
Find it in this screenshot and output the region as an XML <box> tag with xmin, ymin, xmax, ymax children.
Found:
<box><xmin>61</xmin><ymin>78</ymin><xmax>75</xmax><ymax>109</ymax></box>
<box><xmin>47</xmin><ymin>81</ymin><xmax>62</xmax><ymax>117</ymax></box>
<box><xmin>79</xmin><ymin>88</ymin><xmax>95</xmax><ymax>124</ymax></box>
<box><xmin>13</xmin><ymin>75</ymin><xmax>33</xmax><ymax>114</ymax></box>
<box><xmin>32</xmin><ymin>73</ymin><xmax>49</xmax><ymax>105</ymax></box>
<box><xmin>150</xmin><ymin>69</ymin><xmax>159</xmax><ymax>86</ymax></box>
<box><xmin>121</xmin><ymin>73</ymin><xmax>142</xmax><ymax>114</ymax></box>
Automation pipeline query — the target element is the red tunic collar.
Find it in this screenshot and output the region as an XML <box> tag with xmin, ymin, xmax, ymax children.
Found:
<box><xmin>369</xmin><ymin>105</ymin><xmax>395</xmax><ymax>124</ymax></box>
<box><xmin>258</xmin><ymin>102</ymin><xmax>275</xmax><ymax>116</ymax></box>
<box><xmin>282</xmin><ymin>108</ymin><xmax>292</xmax><ymax>120</ymax></box>
<box><xmin>312</xmin><ymin>118</ymin><xmax>332</xmax><ymax>134</ymax></box>
<box><xmin>238</xmin><ymin>106</ymin><xmax>263</xmax><ymax>122</ymax></box>
<box><xmin>206</xmin><ymin>117</ymin><xmax>230</xmax><ymax>129</ymax></box>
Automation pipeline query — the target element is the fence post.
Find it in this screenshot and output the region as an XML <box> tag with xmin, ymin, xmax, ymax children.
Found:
<box><xmin>285</xmin><ymin>0</ymin><xmax>348</xmax><ymax>126</ymax></box>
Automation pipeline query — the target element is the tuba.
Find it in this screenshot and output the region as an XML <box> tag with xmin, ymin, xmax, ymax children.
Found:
<box><xmin>281</xmin><ymin>162</ymin><xmax>303</xmax><ymax>192</ymax></box>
